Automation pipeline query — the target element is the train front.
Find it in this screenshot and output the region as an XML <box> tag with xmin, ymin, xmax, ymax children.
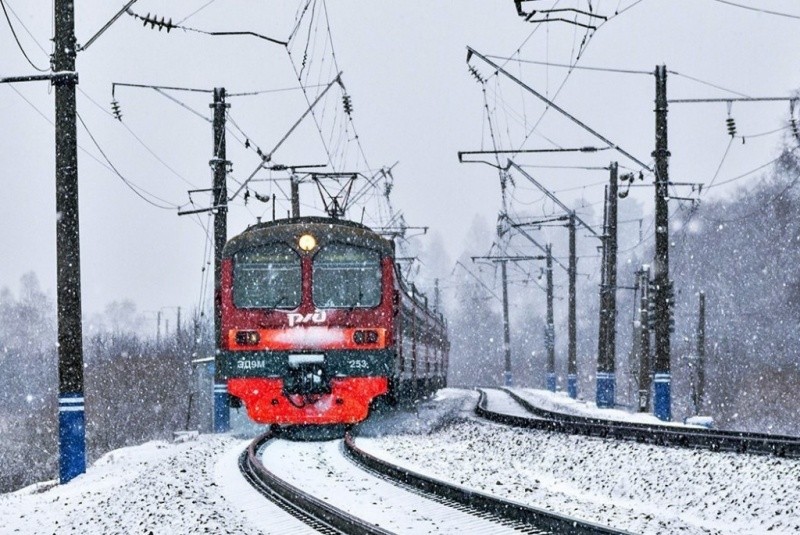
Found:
<box><xmin>218</xmin><ymin>218</ymin><xmax>395</xmax><ymax>425</ymax></box>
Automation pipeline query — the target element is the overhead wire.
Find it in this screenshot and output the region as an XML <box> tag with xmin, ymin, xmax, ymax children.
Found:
<box><xmin>76</xmin><ymin>111</ymin><xmax>183</xmax><ymax>210</ymax></box>
<box><xmin>76</xmin><ymin>87</ymin><xmax>198</xmax><ymax>189</ymax></box>
<box><xmin>7</xmin><ymin>84</ymin><xmax>186</xmax><ymax>212</ymax></box>
<box><xmin>710</xmin><ymin>0</ymin><xmax>800</xmax><ymax>21</ymax></box>
<box><xmin>2</xmin><ymin>0</ymin><xmax>48</xmax><ymax>56</ymax></box>
<box><xmin>176</xmin><ymin>0</ymin><xmax>220</xmax><ymax>25</ymax></box>
<box><xmin>0</xmin><ymin>0</ymin><xmax>49</xmax><ymax>71</ymax></box>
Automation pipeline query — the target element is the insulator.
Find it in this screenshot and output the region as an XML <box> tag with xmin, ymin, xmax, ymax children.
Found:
<box><xmin>468</xmin><ymin>65</ymin><xmax>484</xmax><ymax>84</ymax></box>
<box><xmin>342</xmin><ymin>94</ymin><xmax>353</xmax><ymax>116</ymax></box>
<box><xmin>244</xmin><ymin>139</ymin><xmax>250</xmax><ymax>149</ymax></box>
<box><xmin>110</xmin><ymin>99</ymin><xmax>123</xmax><ymax>121</ymax></box>
<box><xmin>726</xmin><ymin>116</ymin><xmax>737</xmax><ymax>137</ymax></box>
<box><xmin>141</xmin><ymin>12</ymin><xmax>176</xmax><ymax>32</ymax></box>
<box><xmin>792</xmin><ymin>118</ymin><xmax>800</xmax><ymax>142</ymax></box>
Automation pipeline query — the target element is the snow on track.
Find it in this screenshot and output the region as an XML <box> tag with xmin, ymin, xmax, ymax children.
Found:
<box><xmin>261</xmin><ymin>438</ymin><xmax>526</xmax><ymax>534</ymax></box>
<box><xmin>512</xmin><ymin>388</ymin><xmax>692</xmax><ymax>427</ymax></box>
<box><xmin>480</xmin><ymin>387</ymin><xmax>541</xmax><ymax>418</ymax></box>
<box><xmin>358</xmin><ymin>416</ymin><xmax>800</xmax><ymax>534</ymax></box>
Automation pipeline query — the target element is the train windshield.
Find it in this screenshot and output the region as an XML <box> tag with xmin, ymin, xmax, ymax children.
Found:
<box><xmin>313</xmin><ymin>243</ymin><xmax>382</xmax><ymax>308</ymax></box>
<box><xmin>233</xmin><ymin>244</ymin><xmax>301</xmax><ymax>309</ymax></box>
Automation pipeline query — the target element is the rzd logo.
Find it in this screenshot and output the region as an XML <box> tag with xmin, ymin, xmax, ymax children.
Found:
<box><xmin>288</xmin><ymin>310</ymin><xmax>327</xmax><ymax>327</ymax></box>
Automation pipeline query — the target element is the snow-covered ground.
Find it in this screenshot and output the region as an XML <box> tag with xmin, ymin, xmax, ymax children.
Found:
<box><xmin>359</xmin><ymin>389</ymin><xmax>800</xmax><ymax>534</ymax></box>
<box><xmin>511</xmin><ymin>388</ymin><xmax>701</xmax><ymax>427</ymax></box>
<box><xmin>2</xmin><ymin>388</ymin><xmax>797</xmax><ymax>534</ymax></box>
<box><xmin>0</xmin><ymin>435</ymin><xmax>317</xmax><ymax>534</ymax></box>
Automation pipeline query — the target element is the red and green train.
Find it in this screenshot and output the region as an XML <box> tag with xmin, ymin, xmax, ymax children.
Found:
<box><xmin>217</xmin><ymin>216</ymin><xmax>449</xmax><ymax>425</ymax></box>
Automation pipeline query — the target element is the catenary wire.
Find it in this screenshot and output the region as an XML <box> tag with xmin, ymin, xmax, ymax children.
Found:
<box><xmin>710</xmin><ymin>0</ymin><xmax>800</xmax><ymax>21</ymax></box>
<box><xmin>176</xmin><ymin>0</ymin><xmax>220</xmax><ymax>25</ymax></box>
<box><xmin>0</xmin><ymin>0</ymin><xmax>48</xmax><ymax>71</ymax></box>
<box><xmin>76</xmin><ymin>112</ymin><xmax>182</xmax><ymax>210</ymax></box>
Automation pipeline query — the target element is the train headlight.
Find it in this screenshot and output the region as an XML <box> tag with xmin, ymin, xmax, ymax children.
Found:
<box><xmin>235</xmin><ymin>330</ymin><xmax>261</xmax><ymax>346</ymax></box>
<box><xmin>298</xmin><ymin>234</ymin><xmax>317</xmax><ymax>251</ymax></box>
<box><xmin>353</xmin><ymin>329</ymin><xmax>379</xmax><ymax>345</ymax></box>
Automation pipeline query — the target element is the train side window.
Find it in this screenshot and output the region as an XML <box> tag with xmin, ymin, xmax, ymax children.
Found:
<box><xmin>233</xmin><ymin>243</ymin><xmax>301</xmax><ymax>309</ymax></box>
<box><xmin>313</xmin><ymin>243</ymin><xmax>381</xmax><ymax>308</ymax></box>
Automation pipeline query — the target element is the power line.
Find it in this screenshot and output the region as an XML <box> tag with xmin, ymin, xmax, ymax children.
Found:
<box><xmin>126</xmin><ymin>10</ymin><xmax>288</xmax><ymax>46</ymax></box>
<box><xmin>76</xmin><ymin>87</ymin><xmax>198</xmax><ymax>189</ymax></box>
<box><xmin>0</xmin><ymin>0</ymin><xmax>48</xmax><ymax>71</ymax></box>
<box><xmin>2</xmin><ymin>0</ymin><xmax>49</xmax><ymax>56</ymax></box>
<box><xmin>706</xmin><ymin>146</ymin><xmax>799</xmax><ymax>190</ymax></box>
<box><xmin>668</xmin><ymin>70</ymin><xmax>750</xmax><ymax>98</ymax></box>
<box><xmin>176</xmin><ymin>0</ymin><xmax>220</xmax><ymax>25</ymax></box>
<box><xmin>486</xmin><ymin>55</ymin><xmax>651</xmax><ymax>75</ymax></box>
<box><xmin>710</xmin><ymin>0</ymin><xmax>800</xmax><ymax>20</ymax></box>
<box><xmin>227</xmin><ymin>84</ymin><xmax>327</xmax><ymax>97</ymax></box>
<box><xmin>76</xmin><ymin>111</ymin><xmax>182</xmax><ymax>210</ymax></box>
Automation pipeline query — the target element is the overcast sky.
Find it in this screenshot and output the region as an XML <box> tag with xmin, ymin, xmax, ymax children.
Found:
<box><xmin>2</xmin><ymin>0</ymin><xmax>800</xmax><ymax>323</ymax></box>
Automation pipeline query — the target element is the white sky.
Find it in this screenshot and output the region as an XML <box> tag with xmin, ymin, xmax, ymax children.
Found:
<box><xmin>2</xmin><ymin>0</ymin><xmax>800</xmax><ymax>320</ymax></box>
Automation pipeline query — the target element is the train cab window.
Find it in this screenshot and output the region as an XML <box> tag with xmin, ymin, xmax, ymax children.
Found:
<box><xmin>313</xmin><ymin>243</ymin><xmax>381</xmax><ymax>308</ymax></box>
<box><xmin>233</xmin><ymin>244</ymin><xmax>301</xmax><ymax>309</ymax></box>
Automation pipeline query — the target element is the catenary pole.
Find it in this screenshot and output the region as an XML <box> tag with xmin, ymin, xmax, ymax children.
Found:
<box><xmin>638</xmin><ymin>266</ymin><xmax>652</xmax><ymax>412</ymax></box>
<box><xmin>597</xmin><ymin>162</ymin><xmax>618</xmax><ymax>407</ymax></box>
<box><xmin>695</xmin><ymin>291</ymin><xmax>706</xmax><ymax>414</ymax></box>
<box><xmin>500</xmin><ymin>261</ymin><xmax>512</xmax><ymax>386</ymax></box>
<box><xmin>211</xmin><ymin>88</ymin><xmax>231</xmax><ymax>432</ymax></box>
<box><xmin>567</xmin><ymin>213</ymin><xmax>578</xmax><ymax>399</ymax></box>
<box><xmin>653</xmin><ymin>65</ymin><xmax>672</xmax><ymax>421</ymax></box>
<box><xmin>545</xmin><ymin>244</ymin><xmax>556</xmax><ymax>391</ymax></box>
<box><xmin>596</xmin><ymin>185</ymin><xmax>609</xmax><ymax>397</ymax></box>
<box><xmin>54</xmin><ymin>0</ymin><xmax>86</xmax><ymax>483</ymax></box>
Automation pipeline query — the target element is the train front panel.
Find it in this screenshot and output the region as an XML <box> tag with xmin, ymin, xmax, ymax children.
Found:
<box><xmin>218</xmin><ymin>218</ymin><xmax>396</xmax><ymax>425</ymax></box>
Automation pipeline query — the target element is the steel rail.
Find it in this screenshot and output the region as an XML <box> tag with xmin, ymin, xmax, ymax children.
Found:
<box><xmin>239</xmin><ymin>430</ymin><xmax>394</xmax><ymax>535</ymax></box>
<box><xmin>343</xmin><ymin>432</ymin><xmax>631</xmax><ymax>535</ymax></box>
<box><xmin>478</xmin><ymin>389</ymin><xmax>800</xmax><ymax>458</ymax></box>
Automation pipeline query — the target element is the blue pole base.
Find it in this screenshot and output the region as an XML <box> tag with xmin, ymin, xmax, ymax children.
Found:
<box><xmin>567</xmin><ymin>374</ymin><xmax>578</xmax><ymax>399</ymax></box>
<box><xmin>503</xmin><ymin>371</ymin><xmax>513</xmax><ymax>387</ymax></box>
<box><xmin>214</xmin><ymin>383</ymin><xmax>230</xmax><ymax>433</ymax></box>
<box><xmin>59</xmin><ymin>393</ymin><xmax>86</xmax><ymax>483</ymax></box>
<box><xmin>546</xmin><ymin>373</ymin><xmax>556</xmax><ymax>392</ymax></box>
<box><xmin>654</xmin><ymin>373</ymin><xmax>672</xmax><ymax>421</ymax></box>
<box><xmin>596</xmin><ymin>372</ymin><xmax>616</xmax><ymax>408</ymax></box>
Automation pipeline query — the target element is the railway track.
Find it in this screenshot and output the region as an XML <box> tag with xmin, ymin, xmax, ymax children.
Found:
<box><xmin>477</xmin><ymin>387</ymin><xmax>800</xmax><ymax>458</ymax></box>
<box><xmin>343</xmin><ymin>431</ymin><xmax>631</xmax><ymax>535</ymax></box>
<box><xmin>239</xmin><ymin>428</ymin><xmax>631</xmax><ymax>534</ymax></box>
<box><xmin>238</xmin><ymin>430</ymin><xmax>391</xmax><ymax>535</ymax></box>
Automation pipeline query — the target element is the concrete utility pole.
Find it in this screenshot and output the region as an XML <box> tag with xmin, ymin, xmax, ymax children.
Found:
<box><xmin>597</xmin><ymin>162</ymin><xmax>618</xmax><ymax>408</ymax></box>
<box><xmin>291</xmin><ymin>173</ymin><xmax>301</xmax><ymax>218</ymax></box>
<box><xmin>53</xmin><ymin>0</ymin><xmax>85</xmax><ymax>483</ymax></box>
<box><xmin>652</xmin><ymin>65</ymin><xmax>672</xmax><ymax>421</ymax></box>
<box><xmin>500</xmin><ymin>261</ymin><xmax>512</xmax><ymax>386</ymax></box>
<box><xmin>545</xmin><ymin>244</ymin><xmax>556</xmax><ymax>392</ymax></box>
<box><xmin>694</xmin><ymin>291</ymin><xmax>706</xmax><ymax>414</ymax></box>
<box><xmin>637</xmin><ymin>266</ymin><xmax>652</xmax><ymax>412</ymax></box>
<box><xmin>567</xmin><ymin>213</ymin><xmax>578</xmax><ymax>399</ymax></box>
<box><xmin>211</xmin><ymin>87</ymin><xmax>231</xmax><ymax>433</ymax></box>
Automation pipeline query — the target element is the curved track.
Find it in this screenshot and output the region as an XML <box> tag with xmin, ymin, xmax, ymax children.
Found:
<box><xmin>477</xmin><ymin>388</ymin><xmax>800</xmax><ymax>458</ymax></box>
<box><xmin>344</xmin><ymin>432</ymin><xmax>632</xmax><ymax>535</ymax></box>
<box><xmin>238</xmin><ymin>430</ymin><xmax>392</xmax><ymax>535</ymax></box>
<box><xmin>239</xmin><ymin>427</ymin><xmax>631</xmax><ymax>534</ymax></box>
